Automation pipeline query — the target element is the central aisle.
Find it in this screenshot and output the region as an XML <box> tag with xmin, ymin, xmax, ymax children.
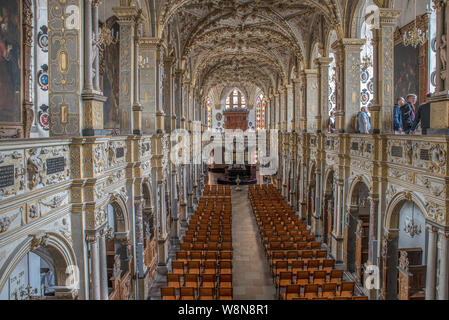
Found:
<box><xmin>232</xmin><ymin>186</ymin><xmax>276</xmax><ymax>300</ymax></box>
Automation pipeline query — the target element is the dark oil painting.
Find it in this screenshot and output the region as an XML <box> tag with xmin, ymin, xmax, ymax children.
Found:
<box><xmin>394</xmin><ymin>43</ymin><xmax>419</xmax><ymax>104</ymax></box>
<box><xmin>0</xmin><ymin>0</ymin><xmax>21</xmax><ymax>123</ymax></box>
<box><xmin>103</xmin><ymin>21</ymin><xmax>120</xmax><ymax>130</ymax></box>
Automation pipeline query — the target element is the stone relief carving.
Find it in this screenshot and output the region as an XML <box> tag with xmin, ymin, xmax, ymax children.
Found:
<box><xmin>0</xmin><ymin>209</ymin><xmax>21</xmax><ymax>234</ymax></box>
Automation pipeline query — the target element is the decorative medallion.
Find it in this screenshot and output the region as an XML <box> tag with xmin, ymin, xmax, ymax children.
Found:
<box><xmin>216</xmin><ymin>113</ymin><xmax>223</xmax><ymax>121</ymax></box>
<box><xmin>38</xmin><ymin>104</ymin><xmax>50</xmax><ymax>130</ymax></box>
<box><xmin>361</xmin><ymin>67</ymin><xmax>370</xmax><ymax>84</ymax></box>
<box><xmin>37</xmin><ymin>64</ymin><xmax>49</xmax><ymax>91</ymax></box>
<box><xmin>37</xmin><ymin>25</ymin><xmax>49</xmax><ymax>53</ymax></box>
<box><xmin>368</xmin><ymin>78</ymin><xmax>374</xmax><ymax>94</ymax></box>
<box><xmin>361</xmin><ymin>89</ymin><xmax>370</xmax><ymax>106</ymax></box>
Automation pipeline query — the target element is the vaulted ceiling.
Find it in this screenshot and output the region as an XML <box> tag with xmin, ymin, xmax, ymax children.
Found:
<box><xmin>153</xmin><ymin>0</ymin><xmax>347</xmax><ymax>100</ymax></box>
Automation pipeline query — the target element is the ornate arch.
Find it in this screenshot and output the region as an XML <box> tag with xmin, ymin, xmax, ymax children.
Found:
<box><xmin>0</xmin><ymin>232</ymin><xmax>77</xmax><ymax>294</ymax></box>
<box><xmin>384</xmin><ymin>191</ymin><xmax>429</xmax><ymax>235</ymax></box>
<box><xmin>107</xmin><ymin>190</ymin><xmax>130</xmax><ymax>234</ymax></box>
<box><xmin>347</xmin><ymin>174</ymin><xmax>372</xmax><ymax>205</ymax></box>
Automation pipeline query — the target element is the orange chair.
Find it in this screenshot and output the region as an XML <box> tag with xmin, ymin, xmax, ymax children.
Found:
<box><xmin>161</xmin><ymin>287</ymin><xmax>179</xmax><ymax>300</ymax></box>
<box><xmin>274</xmin><ymin>261</ymin><xmax>289</xmax><ymax>278</ymax></box>
<box><xmin>218</xmin><ymin>288</ymin><xmax>233</xmax><ymax>300</ymax></box>
<box><xmin>277</xmin><ymin>272</ymin><xmax>293</xmax><ymax>298</ymax></box>
<box><xmin>167</xmin><ymin>274</ymin><xmax>181</xmax><ymax>289</ymax></box>
<box><xmin>180</xmin><ymin>287</ymin><xmax>196</xmax><ymax>300</ymax></box>
<box><xmin>220</xmin><ymin>261</ymin><xmax>232</xmax><ymax>275</ymax></box>
<box><xmin>321</xmin><ymin>283</ymin><xmax>337</xmax><ymax>298</ymax></box>
<box><xmin>306</xmin><ymin>260</ymin><xmax>320</xmax><ymax>272</ymax></box>
<box><xmin>353</xmin><ymin>296</ymin><xmax>369</xmax><ymax>300</ymax></box>
<box><xmin>282</xmin><ymin>285</ymin><xmax>301</xmax><ymax>300</ymax></box>
<box><xmin>291</xmin><ymin>260</ymin><xmax>304</xmax><ymax>274</ymax></box>
<box><xmin>322</xmin><ymin>259</ymin><xmax>335</xmax><ymax>273</ymax></box>
<box><xmin>201</xmin><ymin>274</ymin><xmax>217</xmax><ymax>289</ymax></box>
<box><xmin>312</xmin><ymin>270</ymin><xmax>327</xmax><ymax>285</ymax></box>
<box><xmin>199</xmin><ymin>288</ymin><xmax>215</xmax><ymax>300</ymax></box>
<box><xmin>184</xmin><ymin>274</ymin><xmax>199</xmax><ymax>290</ymax></box>
<box><xmin>204</xmin><ymin>261</ymin><xmax>217</xmax><ymax>274</ymax></box>
<box><xmin>303</xmin><ymin>284</ymin><xmax>319</xmax><ymax>299</ymax></box>
<box><xmin>296</xmin><ymin>271</ymin><xmax>310</xmax><ymax>286</ymax></box>
<box><xmin>172</xmin><ymin>261</ymin><xmax>185</xmax><ymax>275</ymax></box>
<box><xmin>219</xmin><ymin>274</ymin><xmax>232</xmax><ymax>288</ymax></box>
<box><xmin>340</xmin><ymin>282</ymin><xmax>355</xmax><ymax>297</ymax></box>
<box><xmin>330</xmin><ymin>270</ymin><xmax>344</xmax><ymax>286</ymax></box>
<box><xmin>221</xmin><ymin>251</ymin><xmax>232</xmax><ymax>261</ymax></box>
<box><xmin>187</xmin><ymin>261</ymin><xmax>201</xmax><ymax>275</ymax></box>
<box><xmin>176</xmin><ymin>251</ymin><xmax>189</xmax><ymax>264</ymax></box>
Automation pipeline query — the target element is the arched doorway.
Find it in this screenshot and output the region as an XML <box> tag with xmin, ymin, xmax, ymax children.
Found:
<box><xmin>383</xmin><ymin>194</ymin><xmax>427</xmax><ymax>300</ymax></box>
<box><xmin>0</xmin><ymin>233</ymin><xmax>77</xmax><ymax>300</ymax></box>
<box><xmin>347</xmin><ymin>180</ymin><xmax>371</xmax><ymax>282</ymax></box>
<box><xmin>307</xmin><ymin>163</ymin><xmax>317</xmax><ymax>227</ymax></box>
<box><xmin>322</xmin><ymin>169</ymin><xmax>335</xmax><ymax>246</ymax></box>
<box><xmin>104</xmin><ymin>198</ymin><xmax>133</xmax><ymax>300</ymax></box>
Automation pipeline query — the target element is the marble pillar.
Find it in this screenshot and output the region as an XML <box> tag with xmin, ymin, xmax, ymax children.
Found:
<box><xmin>87</xmin><ymin>234</ymin><xmax>100</xmax><ymax>300</ymax></box>
<box><xmin>438</xmin><ymin>231</ymin><xmax>449</xmax><ymax>300</ymax></box>
<box><xmin>426</xmin><ymin>225</ymin><xmax>438</xmax><ymax>300</ymax></box>
<box><xmin>98</xmin><ymin>229</ymin><xmax>108</xmax><ymax>300</ymax></box>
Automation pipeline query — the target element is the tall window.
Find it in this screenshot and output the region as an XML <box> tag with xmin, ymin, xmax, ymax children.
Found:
<box><xmin>329</xmin><ymin>52</ymin><xmax>336</xmax><ymax>115</ymax></box>
<box><xmin>360</xmin><ymin>21</ymin><xmax>374</xmax><ymax>109</ymax></box>
<box><xmin>255</xmin><ymin>94</ymin><xmax>266</xmax><ymax>131</ymax></box>
<box><xmin>226</xmin><ymin>89</ymin><xmax>246</xmax><ymax>109</ymax></box>
<box><xmin>206</xmin><ymin>97</ymin><xmax>212</xmax><ymax>130</ymax></box>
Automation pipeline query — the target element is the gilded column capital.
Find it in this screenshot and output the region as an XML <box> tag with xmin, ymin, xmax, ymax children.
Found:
<box><xmin>86</xmin><ymin>234</ymin><xmax>98</xmax><ymax>244</ymax></box>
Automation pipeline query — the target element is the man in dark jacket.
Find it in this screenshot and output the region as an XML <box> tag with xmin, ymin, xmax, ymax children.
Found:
<box><xmin>411</xmin><ymin>103</ymin><xmax>431</xmax><ymax>135</ymax></box>
<box><xmin>394</xmin><ymin>97</ymin><xmax>405</xmax><ymax>134</ymax></box>
<box><xmin>401</xmin><ymin>94</ymin><xmax>417</xmax><ymax>135</ymax></box>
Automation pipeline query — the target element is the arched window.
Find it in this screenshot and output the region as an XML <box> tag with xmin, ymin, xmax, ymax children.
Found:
<box><xmin>328</xmin><ymin>30</ymin><xmax>338</xmax><ymax>116</ymax></box>
<box><xmin>206</xmin><ymin>97</ymin><xmax>212</xmax><ymax>130</ymax></box>
<box><xmin>360</xmin><ymin>21</ymin><xmax>374</xmax><ymax>109</ymax></box>
<box><xmin>255</xmin><ymin>94</ymin><xmax>266</xmax><ymax>131</ymax></box>
<box><xmin>226</xmin><ymin>89</ymin><xmax>246</xmax><ymax>109</ymax></box>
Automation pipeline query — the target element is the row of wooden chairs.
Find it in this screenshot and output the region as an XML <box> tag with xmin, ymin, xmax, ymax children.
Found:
<box><xmin>176</xmin><ymin>250</ymin><xmax>232</xmax><ymax>262</ymax></box>
<box><xmin>163</xmin><ymin>187</ymin><xmax>233</xmax><ymax>300</ymax></box>
<box><xmin>161</xmin><ymin>287</ymin><xmax>232</xmax><ymax>300</ymax></box>
<box><xmin>167</xmin><ymin>273</ymin><xmax>232</xmax><ymax>289</ymax></box>
<box><xmin>249</xmin><ymin>185</ymin><xmax>366</xmax><ymax>301</ymax></box>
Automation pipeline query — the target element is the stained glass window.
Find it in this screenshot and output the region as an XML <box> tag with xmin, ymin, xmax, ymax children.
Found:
<box><xmin>360</xmin><ymin>21</ymin><xmax>374</xmax><ymax>109</ymax></box>
<box><xmin>226</xmin><ymin>89</ymin><xmax>246</xmax><ymax>109</ymax></box>
<box><xmin>256</xmin><ymin>94</ymin><xmax>266</xmax><ymax>131</ymax></box>
<box><xmin>206</xmin><ymin>97</ymin><xmax>212</xmax><ymax>130</ymax></box>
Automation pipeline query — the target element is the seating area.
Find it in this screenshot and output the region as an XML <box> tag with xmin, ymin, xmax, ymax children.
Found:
<box><xmin>161</xmin><ymin>185</ymin><xmax>234</xmax><ymax>300</ymax></box>
<box><xmin>249</xmin><ymin>184</ymin><xmax>368</xmax><ymax>301</ymax></box>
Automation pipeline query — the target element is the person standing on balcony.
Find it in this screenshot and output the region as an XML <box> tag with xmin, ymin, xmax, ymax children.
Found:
<box><xmin>394</xmin><ymin>97</ymin><xmax>405</xmax><ymax>134</ymax></box>
<box><xmin>358</xmin><ymin>106</ymin><xmax>371</xmax><ymax>134</ymax></box>
<box><xmin>328</xmin><ymin>110</ymin><xmax>336</xmax><ymax>133</ymax></box>
<box><xmin>401</xmin><ymin>94</ymin><xmax>417</xmax><ymax>135</ymax></box>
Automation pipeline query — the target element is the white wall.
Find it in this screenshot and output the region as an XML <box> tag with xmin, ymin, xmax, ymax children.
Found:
<box><xmin>398</xmin><ymin>201</ymin><xmax>426</xmax><ymax>264</ymax></box>
<box><xmin>394</xmin><ymin>0</ymin><xmax>429</xmax><ymax>28</ymax></box>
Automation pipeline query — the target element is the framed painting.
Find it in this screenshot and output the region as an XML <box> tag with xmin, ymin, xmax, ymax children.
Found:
<box><xmin>0</xmin><ymin>0</ymin><xmax>22</xmax><ymax>126</ymax></box>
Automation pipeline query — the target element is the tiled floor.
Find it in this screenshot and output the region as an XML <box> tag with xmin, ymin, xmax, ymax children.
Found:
<box><xmin>232</xmin><ymin>186</ymin><xmax>276</xmax><ymax>300</ymax></box>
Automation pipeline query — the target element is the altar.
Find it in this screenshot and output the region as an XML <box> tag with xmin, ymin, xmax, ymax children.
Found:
<box><xmin>217</xmin><ymin>165</ymin><xmax>257</xmax><ymax>185</ymax></box>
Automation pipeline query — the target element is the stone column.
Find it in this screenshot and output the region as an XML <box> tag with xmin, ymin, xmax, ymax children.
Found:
<box><xmin>132</xmin><ymin>13</ymin><xmax>143</xmax><ymax>135</ymax></box>
<box><xmin>114</xmin><ymin>6</ymin><xmax>138</xmax><ymax>135</ymax></box>
<box><xmin>370</xmin><ymin>9</ymin><xmax>401</xmax><ymax>133</ymax></box>
<box><xmin>314</xmin><ymin>168</ymin><xmax>322</xmax><ymax>236</ymax></box>
<box><xmin>156</xmin><ymin>46</ymin><xmax>165</xmax><ymax>133</ymax></box>
<box><xmin>335</xmin><ymin>181</ymin><xmax>342</xmax><ymax>236</ymax></box>
<box><xmin>268</xmin><ymin>95</ymin><xmax>274</xmax><ymax>129</ymax></box>
<box><xmin>438</xmin><ymin>230</ymin><xmax>449</xmax><ymax>300</ymax></box>
<box><xmin>315</xmin><ymin>57</ymin><xmax>333</xmax><ymax>132</ymax></box>
<box><xmin>303</xmin><ymin>69</ymin><xmax>319</xmax><ymax>132</ymax></box>
<box><xmin>92</xmin><ymin>0</ymin><xmax>101</xmax><ymax>92</ymax></box>
<box><xmin>84</xmin><ymin>0</ymin><xmax>94</xmax><ymax>92</ymax></box>
<box><xmin>426</xmin><ymin>225</ymin><xmax>438</xmax><ymax>300</ymax></box>
<box><xmin>98</xmin><ymin>229</ymin><xmax>109</xmax><ymax>300</ymax></box>
<box><xmin>286</xmin><ymin>84</ymin><xmax>294</xmax><ymax>132</ymax></box>
<box><xmin>274</xmin><ymin>92</ymin><xmax>280</xmax><ymax>130</ymax></box>
<box><xmin>299</xmin><ymin>73</ymin><xmax>307</xmax><ymax>132</ymax></box>
<box><xmin>368</xmin><ymin>195</ymin><xmax>379</xmax><ymax>264</ymax></box>
<box><xmin>86</xmin><ymin>234</ymin><xmax>100</xmax><ymax>300</ymax></box>
<box><xmin>331</xmin><ymin>39</ymin><xmax>365</xmax><ymax>133</ymax></box>
<box><xmin>293</xmin><ymin>79</ymin><xmax>301</xmax><ymax>132</ymax></box>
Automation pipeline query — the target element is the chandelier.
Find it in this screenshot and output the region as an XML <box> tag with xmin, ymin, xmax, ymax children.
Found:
<box><xmin>403</xmin><ymin>0</ymin><xmax>427</xmax><ymax>48</ymax></box>
<box><xmin>403</xmin><ymin>203</ymin><xmax>422</xmax><ymax>238</ymax></box>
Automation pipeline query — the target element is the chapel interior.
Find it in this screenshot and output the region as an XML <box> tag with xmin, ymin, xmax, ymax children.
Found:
<box><xmin>0</xmin><ymin>0</ymin><xmax>448</xmax><ymax>301</ymax></box>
